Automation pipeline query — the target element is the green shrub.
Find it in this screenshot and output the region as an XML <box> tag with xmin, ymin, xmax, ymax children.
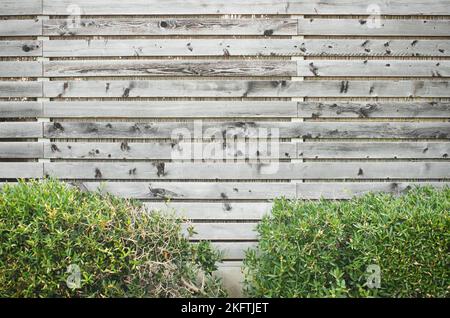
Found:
<box><xmin>244</xmin><ymin>186</ymin><xmax>449</xmax><ymax>298</ymax></box>
<box><xmin>0</xmin><ymin>179</ymin><xmax>226</xmax><ymax>298</ymax></box>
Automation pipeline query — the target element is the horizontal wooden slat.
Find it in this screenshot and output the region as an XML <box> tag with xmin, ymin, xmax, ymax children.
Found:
<box><xmin>74</xmin><ymin>181</ymin><xmax>449</xmax><ymax>200</ymax></box>
<box><xmin>43</xmin><ymin>80</ymin><xmax>450</xmax><ymax>98</ymax></box>
<box><xmin>298</xmin><ymin>60</ymin><xmax>450</xmax><ymax>77</ymax></box>
<box><xmin>0</xmin><ymin>81</ymin><xmax>42</xmax><ymax>98</ymax></box>
<box><xmin>298</xmin><ymin>18</ymin><xmax>450</xmax><ymax>36</ymax></box>
<box><xmin>42</xmin><ymin>101</ymin><xmax>450</xmax><ymax>118</ymax></box>
<box><xmin>0</xmin><ymin>163</ymin><xmax>43</xmax><ymax>179</ymax></box>
<box><xmin>298</xmin><ymin>142</ymin><xmax>450</xmax><ymax>159</ymax></box>
<box><xmin>296</xmin><ymin>182</ymin><xmax>450</xmax><ymax>199</ymax></box>
<box><xmin>0</xmin><ymin>19</ymin><xmax>42</xmax><ymax>36</ymax></box>
<box><xmin>76</xmin><ymin>182</ymin><xmax>297</xmax><ymax>200</ymax></box>
<box><xmin>43</xmin><ymin>59</ymin><xmax>450</xmax><ymax>78</ymax></box>
<box><xmin>0</xmin><ymin>41</ymin><xmax>42</xmax><ymax>57</ymax></box>
<box><xmin>0</xmin><ymin>122</ymin><xmax>43</xmax><ymax>138</ymax></box>
<box><xmin>145</xmin><ymin>202</ymin><xmax>273</xmax><ymax>220</ymax></box>
<box><xmin>42</xmin><ymin>39</ymin><xmax>450</xmax><ymax>57</ymax></box>
<box><xmin>43</xmin><ymin>101</ymin><xmax>297</xmax><ymax>117</ymax></box>
<box><xmin>42</xmin><ymin>141</ymin><xmax>450</xmax><ymax>160</ymax></box>
<box><xmin>0</xmin><ymin>142</ymin><xmax>43</xmax><ymax>159</ymax></box>
<box><xmin>297</xmin><ymin>102</ymin><xmax>450</xmax><ymax>118</ymax></box>
<box><xmin>183</xmin><ymin>223</ymin><xmax>258</xmax><ymax>241</ymax></box>
<box><xmin>212</xmin><ymin>242</ymin><xmax>257</xmax><ymax>260</ymax></box>
<box><xmin>44</xmin><ymin>142</ymin><xmax>296</xmax><ymax>160</ymax></box>
<box><xmin>0</xmin><ymin>62</ymin><xmax>42</xmax><ymax>78</ymax></box>
<box><xmin>42</xmin><ymin>0</ymin><xmax>450</xmax><ymax>15</ymax></box>
<box><xmin>44</xmin><ymin>18</ymin><xmax>296</xmax><ymax>36</ymax></box>
<box><xmin>0</xmin><ymin>102</ymin><xmax>42</xmax><ymax>118</ymax></box>
<box><xmin>44</xmin><ymin>122</ymin><xmax>450</xmax><ymax>139</ymax></box>
<box><xmin>44</xmin><ymin>162</ymin><xmax>450</xmax><ymax>180</ymax></box>
<box><xmin>0</xmin><ymin>0</ymin><xmax>42</xmax><ymax>15</ymax></box>
<box><xmin>43</xmin><ymin>60</ymin><xmax>296</xmax><ymax>77</ymax></box>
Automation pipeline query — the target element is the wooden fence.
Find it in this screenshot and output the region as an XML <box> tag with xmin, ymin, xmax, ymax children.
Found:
<box><xmin>1</xmin><ymin>0</ymin><xmax>450</xmax><ymax>295</ymax></box>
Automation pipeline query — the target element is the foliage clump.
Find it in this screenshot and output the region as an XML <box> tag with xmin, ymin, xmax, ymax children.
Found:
<box><xmin>244</xmin><ymin>186</ymin><xmax>449</xmax><ymax>298</ymax></box>
<box><xmin>0</xmin><ymin>179</ymin><xmax>226</xmax><ymax>298</ymax></box>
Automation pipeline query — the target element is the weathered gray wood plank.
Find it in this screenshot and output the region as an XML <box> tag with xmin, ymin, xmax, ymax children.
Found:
<box><xmin>74</xmin><ymin>181</ymin><xmax>447</xmax><ymax>200</ymax></box>
<box><xmin>44</xmin><ymin>18</ymin><xmax>296</xmax><ymax>36</ymax></box>
<box><xmin>43</xmin><ymin>39</ymin><xmax>304</xmax><ymax>57</ymax></box>
<box><xmin>0</xmin><ymin>41</ymin><xmax>42</xmax><ymax>57</ymax></box>
<box><xmin>145</xmin><ymin>202</ymin><xmax>273</xmax><ymax>220</ymax></box>
<box><xmin>0</xmin><ymin>122</ymin><xmax>43</xmax><ymax>138</ymax></box>
<box><xmin>297</xmin><ymin>102</ymin><xmax>450</xmax><ymax>118</ymax></box>
<box><xmin>295</xmin><ymin>182</ymin><xmax>450</xmax><ymax>199</ymax></box>
<box><xmin>0</xmin><ymin>142</ymin><xmax>43</xmax><ymax>159</ymax></box>
<box><xmin>42</xmin><ymin>0</ymin><xmax>450</xmax><ymax>15</ymax></box>
<box><xmin>0</xmin><ymin>163</ymin><xmax>43</xmax><ymax>178</ymax></box>
<box><xmin>0</xmin><ymin>62</ymin><xmax>42</xmax><ymax>78</ymax></box>
<box><xmin>43</xmin><ymin>101</ymin><xmax>297</xmax><ymax>117</ymax></box>
<box><xmin>301</xmin><ymin>39</ymin><xmax>449</xmax><ymax>57</ymax></box>
<box><xmin>44</xmin><ymin>162</ymin><xmax>450</xmax><ymax>180</ymax></box>
<box><xmin>43</xmin><ymin>122</ymin><xmax>450</xmax><ymax>139</ymax></box>
<box><xmin>43</xmin><ymin>60</ymin><xmax>297</xmax><ymax>77</ymax></box>
<box><xmin>43</xmin><ymin>39</ymin><xmax>450</xmax><ymax>57</ymax></box>
<box><xmin>0</xmin><ymin>102</ymin><xmax>42</xmax><ymax>118</ymax></box>
<box><xmin>298</xmin><ymin>60</ymin><xmax>450</xmax><ymax>77</ymax></box>
<box><xmin>0</xmin><ymin>19</ymin><xmax>42</xmax><ymax>36</ymax></box>
<box><xmin>42</xmin><ymin>101</ymin><xmax>450</xmax><ymax>118</ymax></box>
<box><xmin>0</xmin><ymin>0</ymin><xmax>42</xmax><ymax>15</ymax></box>
<box><xmin>43</xmin><ymin>80</ymin><xmax>450</xmax><ymax>98</ymax></box>
<box><xmin>298</xmin><ymin>142</ymin><xmax>450</xmax><ymax>159</ymax></box>
<box><xmin>76</xmin><ymin>182</ymin><xmax>296</xmax><ymax>200</ymax></box>
<box><xmin>183</xmin><ymin>223</ymin><xmax>258</xmax><ymax>241</ymax></box>
<box><xmin>43</xmin><ymin>142</ymin><xmax>296</xmax><ymax>160</ymax></box>
<box><xmin>212</xmin><ymin>242</ymin><xmax>257</xmax><ymax>260</ymax></box>
<box><xmin>0</xmin><ymin>81</ymin><xmax>42</xmax><ymax>98</ymax></box>
<box><xmin>42</xmin><ymin>141</ymin><xmax>450</xmax><ymax>160</ymax></box>
<box><xmin>298</xmin><ymin>18</ymin><xmax>450</xmax><ymax>36</ymax></box>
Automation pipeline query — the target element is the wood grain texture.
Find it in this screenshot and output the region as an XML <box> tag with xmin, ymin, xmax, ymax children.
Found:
<box><xmin>43</xmin><ymin>141</ymin><xmax>296</xmax><ymax>160</ymax></box>
<box><xmin>0</xmin><ymin>142</ymin><xmax>43</xmax><ymax>159</ymax></box>
<box><xmin>0</xmin><ymin>19</ymin><xmax>42</xmax><ymax>36</ymax></box>
<box><xmin>42</xmin><ymin>0</ymin><xmax>450</xmax><ymax>15</ymax></box>
<box><xmin>43</xmin><ymin>122</ymin><xmax>450</xmax><ymax>139</ymax></box>
<box><xmin>44</xmin><ymin>60</ymin><xmax>297</xmax><ymax>77</ymax></box>
<box><xmin>0</xmin><ymin>62</ymin><xmax>42</xmax><ymax>78</ymax></box>
<box><xmin>297</xmin><ymin>142</ymin><xmax>450</xmax><ymax>159</ymax></box>
<box><xmin>295</xmin><ymin>182</ymin><xmax>450</xmax><ymax>199</ymax></box>
<box><xmin>0</xmin><ymin>41</ymin><xmax>42</xmax><ymax>57</ymax></box>
<box><xmin>0</xmin><ymin>163</ymin><xmax>43</xmax><ymax>178</ymax></box>
<box><xmin>298</xmin><ymin>18</ymin><xmax>450</xmax><ymax>36</ymax></box>
<box><xmin>0</xmin><ymin>102</ymin><xmax>42</xmax><ymax>118</ymax></box>
<box><xmin>297</xmin><ymin>102</ymin><xmax>450</xmax><ymax>118</ymax></box>
<box><xmin>74</xmin><ymin>182</ymin><xmax>448</xmax><ymax>200</ymax></box>
<box><xmin>298</xmin><ymin>60</ymin><xmax>450</xmax><ymax>77</ymax></box>
<box><xmin>42</xmin><ymin>141</ymin><xmax>450</xmax><ymax>160</ymax></box>
<box><xmin>212</xmin><ymin>242</ymin><xmax>257</xmax><ymax>260</ymax></box>
<box><xmin>42</xmin><ymin>101</ymin><xmax>450</xmax><ymax>118</ymax></box>
<box><xmin>42</xmin><ymin>39</ymin><xmax>450</xmax><ymax>57</ymax></box>
<box><xmin>145</xmin><ymin>202</ymin><xmax>273</xmax><ymax>220</ymax></box>
<box><xmin>0</xmin><ymin>81</ymin><xmax>42</xmax><ymax>98</ymax></box>
<box><xmin>43</xmin><ymin>162</ymin><xmax>450</xmax><ymax>180</ymax></box>
<box><xmin>43</xmin><ymin>80</ymin><xmax>450</xmax><ymax>98</ymax></box>
<box><xmin>43</xmin><ymin>101</ymin><xmax>297</xmax><ymax>117</ymax></box>
<box><xmin>0</xmin><ymin>0</ymin><xmax>42</xmax><ymax>15</ymax></box>
<box><xmin>75</xmin><ymin>182</ymin><xmax>297</xmax><ymax>200</ymax></box>
<box><xmin>44</xmin><ymin>18</ymin><xmax>296</xmax><ymax>36</ymax></box>
<box><xmin>0</xmin><ymin>122</ymin><xmax>43</xmax><ymax>139</ymax></box>
<box><xmin>183</xmin><ymin>223</ymin><xmax>258</xmax><ymax>240</ymax></box>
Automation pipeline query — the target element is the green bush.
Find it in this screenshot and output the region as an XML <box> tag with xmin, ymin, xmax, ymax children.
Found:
<box><xmin>0</xmin><ymin>179</ymin><xmax>226</xmax><ymax>298</ymax></box>
<box><xmin>244</xmin><ymin>186</ymin><xmax>449</xmax><ymax>298</ymax></box>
